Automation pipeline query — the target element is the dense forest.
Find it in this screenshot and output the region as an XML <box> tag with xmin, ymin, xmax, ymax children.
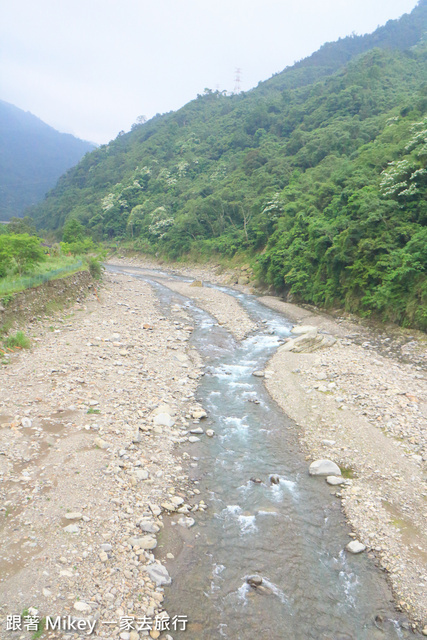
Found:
<box><xmin>30</xmin><ymin>1</ymin><xmax>427</xmax><ymax>329</ymax></box>
<box><xmin>0</xmin><ymin>101</ymin><xmax>94</xmax><ymax>220</ymax></box>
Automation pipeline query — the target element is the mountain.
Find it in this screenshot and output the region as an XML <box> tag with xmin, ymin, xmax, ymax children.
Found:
<box><xmin>0</xmin><ymin>100</ymin><xmax>95</xmax><ymax>220</ymax></box>
<box><xmin>30</xmin><ymin>1</ymin><xmax>427</xmax><ymax>329</ymax></box>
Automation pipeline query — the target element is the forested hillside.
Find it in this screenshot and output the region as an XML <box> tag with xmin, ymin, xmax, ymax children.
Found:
<box><xmin>0</xmin><ymin>101</ymin><xmax>94</xmax><ymax>220</ymax></box>
<box><xmin>30</xmin><ymin>1</ymin><xmax>427</xmax><ymax>329</ymax></box>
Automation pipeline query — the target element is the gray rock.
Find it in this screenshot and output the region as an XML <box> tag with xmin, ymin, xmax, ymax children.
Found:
<box><xmin>346</xmin><ymin>540</ymin><xmax>366</xmax><ymax>554</ymax></box>
<box><xmin>153</xmin><ymin>413</ymin><xmax>175</xmax><ymax>428</ymax></box>
<box><xmin>247</xmin><ymin>575</ymin><xmax>263</xmax><ymax>586</ymax></box>
<box><xmin>269</xmin><ymin>474</ymin><xmax>281</xmax><ymax>484</ymax></box>
<box><xmin>138</xmin><ymin>519</ymin><xmax>159</xmax><ymax>534</ymax></box>
<box><xmin>326</xmin><ymin>476</ymin><xmax>345</xmax><ymax>486</ymax></box>
<box><xmin>188</xmin><ymin>436</ymin><xmax>200</xmax><ymax>443</ymax></box>
<box><xmin>63</xmin><ymin>524</ymin><xmax>80</xmax><ymax>534</ymax></box>
<box><xmin>190</xmin><ymin>427</ymin><xmax>204</xmax><ymax>434</ymax></box>
<box><xmin>252</xmin><ymin>370</ymin><xmax>265</xmax><ymax>377</ymax></box>
<box><xmin>128</xmin><ymin>536</ymin><xmax>157</xmax><ymax>550</ymax></box>
<box><xmin>177</xmin><ymin>516</ymin><xmax>195</xmax><ymax>528</ymax></box>
<box><xmin>144</xmin><ymin>562</ymin><xmax>171</xmax><ymax>586</ymax></box>
<box><xmin>134</xmin><ymin>469</ymin><xmax>149</xmax><ymax>481</ymax></box>
<box><xmin>73</xmin><ymin>601</ymin><xmax>91</xmax><ymax>612</ymax></box>
<box><xmin>64</xmin><ymin>512</ymin><xmax>82</xmax><ymax>520</ymax></box>
<box><xmin>206</xmin><ymin>429</ymin><xmax>215</xmax><ymax>437</ymax></box>
<box><xmin>309</xmin><ymin>459</ymin><xmax>341</xmax><ymax>477</ymax></box>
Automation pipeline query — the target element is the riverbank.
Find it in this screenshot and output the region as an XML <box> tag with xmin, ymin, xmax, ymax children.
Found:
<box><xmin>0</xmin><ymin>270</ymin><xmax>208</xmax><ymax>639</ymax></box>
<box><xmin>108</xmin><ymin>256</ymin><xmax>427</xmax><ymax>634</ymax></box>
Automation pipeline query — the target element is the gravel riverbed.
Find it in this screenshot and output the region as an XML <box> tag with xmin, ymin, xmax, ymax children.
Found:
<box><xmin>1</xmin><ymin>258</ymin><xmax>426</xmax><ymax>636</ymax></box>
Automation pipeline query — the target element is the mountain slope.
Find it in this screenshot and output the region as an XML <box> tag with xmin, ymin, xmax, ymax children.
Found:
<box><xmin>30</xmin><ymin>1</ymin><xmax>427</xmax><ymax>329</ymax></box>
<box><xmin>0</xmin><ymin>101</ymin><xmax>95</xmax><ymax>219</ymax></box>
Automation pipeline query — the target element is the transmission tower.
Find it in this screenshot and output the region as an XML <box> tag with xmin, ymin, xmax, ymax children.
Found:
<box><xmin>234</xmin><ymin>68</ymin><xmax>242</xmax><ymax>94</ymax></box>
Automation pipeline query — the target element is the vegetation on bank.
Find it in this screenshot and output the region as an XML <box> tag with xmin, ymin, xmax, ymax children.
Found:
<box><xmin>0</xmin><ymin>218</ymin><xmax>104</xmax><ymax>298</ymax></box>
<box><xmin>29</xmin><ymin>1</ymin><xmax>427</xmax><ymax>329</ymax></box>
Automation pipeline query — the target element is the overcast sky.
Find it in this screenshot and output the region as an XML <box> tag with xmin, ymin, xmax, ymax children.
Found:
<box><xmin>0</xmin><ymin>0</ymin><xmax>419</xmax><ymax>144</ymax></box>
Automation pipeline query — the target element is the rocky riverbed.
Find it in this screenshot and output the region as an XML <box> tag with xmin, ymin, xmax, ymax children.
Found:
<box><xmin>1</xmin><ymin>258</ymin><xmax>426</xmax><ymax>637</ymax></box>
<box><xmin>0</xmin><ymin>271</ymin><xmax>210</xmax><ymax>639</ymax></box>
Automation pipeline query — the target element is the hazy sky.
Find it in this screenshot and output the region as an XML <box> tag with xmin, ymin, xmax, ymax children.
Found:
<box><xmin>0</xmin><ymin>0</ymin><xmax>419</xmax><ymax>144</ymax></box>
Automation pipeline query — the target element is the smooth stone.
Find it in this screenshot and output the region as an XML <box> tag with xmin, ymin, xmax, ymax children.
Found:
<box><xmin>269</xmin><ymin>474</ymin><xmax>281</xmax><ymax>485</ymax></box>
<box><xmin>206</xmin><ymin>429</ymin><xmax>215</xmax><ymax>437</ymax></box>
<box><xmin>100</xmin><ymin>543</ymin><xmax>112</xmax><ymax>551</ymax></box>
<box><xmin>190</xmin><ymin>427</ymin><xmax>204</xmax><ymax>434</ymax></box>
<box><xmin>326</xmin><ymin>476</ymin><xmax>345</xmax><ymax>486</ymax></box>
<box><xmin>134</xmin><ymin>469</ymin><xmax>149</xmax><ymax>480</ymax></box>
<box><xmin>252</xmin><ymin>370</ymin><xmax>265</xmax><ymax>377</ymax></box>
<box><xmin>247</xmin><ymin>575</ymin><xmax>263</xmax><ymax>586</ymax></box>
<box><xmin>191</xmin><ymin>409</ymin><xmax>207</xmax><ymax>419</ymax></box>
<box><xmin>63</xmin><ymin>524</ymin><xmax>80</xmax><ymax>534</ymax></box>
<box><xmin>251</xmin><ymin>477</ymin><xmax>263</xmax><ymax>484</ymax></box>
<box><xmin>128</xmin><ymin>536</ymin><xmax>157</xmax><ymax>550</ymax></box>
<box><xmin>309</xmin><ymin>459</ymin><xmax>341</xmax><ymax>477</ymax></box>
<box><xmin>153</xmin><ymin>413</ymin><xmax>175</xmax><ymax>428</ymax></box>
<box><xmin>188</xmin><ymin>436</ymin><xmax>200</xmax><ymax>443</ymax></box>
<box><xmin>21</xmin><ymin>417</ymin><xmax>32</xmax><ymax>428</ymax></box>
<box><xmin>346</xmin><ymin>540</ymin><xmax>366</xmax><ymax>554</ymax></box>
<box><xmin>94</xmin><ymin>437</ymin><xmax>109</xmax><ymax>449</ymax></box>
<box><xmin>73</xmin><ymin>601</ymin><xmax>91</xmax><ymax>612</ymax></box>
<box><xmin>138</xmin><ymin>520</ymin><xmax>159</xmax><ymax>533</ymax></box>
<box><xmin>144</xmin><ymin>562</ymin><xmax>171</xmax><ymax>586</ymax></box>
<box><xmin>64</xmin><ymin>512</ymin><xmax>82</xmax><ymax>520</ymax></box>
<box><xmin>170</xmin><ymin>496</ymin><xmax>184</xmax><ymax>506</ymax></box>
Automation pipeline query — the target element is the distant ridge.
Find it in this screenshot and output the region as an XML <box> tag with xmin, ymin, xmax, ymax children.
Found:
<box><xmin>29</xmin><ymin>1</ymin><xmax>427</xmax><ymax>329</ymax></box>
<box><xmin>0</xmin><ymin>100</ymin><xmax>95</xmax><ymax>219</ymax></box>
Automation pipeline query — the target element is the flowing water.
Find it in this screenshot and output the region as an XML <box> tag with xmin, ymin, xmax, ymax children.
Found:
<box><xmin>108</xmin><ymin>265</ymin><xmax>412</xmax><ymax>640</ymax></box>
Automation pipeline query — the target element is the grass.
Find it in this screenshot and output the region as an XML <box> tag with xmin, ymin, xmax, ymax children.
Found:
<box><xmin>87</xmin><ymin>407</ymin><xmax>100</xmax><ymax>414</ymax></box>
<box><xmin>0</xmin><ymin>255</ymin><xmax>85</xmax><ymax>297</ymax></box>
<box><xmin>4</xmin><ymin>331</ymin><xmax>31</xmax><ymax>349</ymax></box>
<box><xmin>340</xmin><ymin>466</ymin><xmax>355</xmax><ymax>479</ymax></box>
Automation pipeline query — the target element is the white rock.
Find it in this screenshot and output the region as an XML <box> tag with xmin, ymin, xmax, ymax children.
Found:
<box><xmin>188</xmin><ymin>436</ymin><xmax>200</xmax><ymax>443</ymax></box>
<box><xmin>153</xmin><ymin>413</ymin><xmax>175</xmax><ymax>428</ymax></box>
<box><xmin>291</xmin><ymin>325</ymin><xmax>317</xmax><ymax>335</ymax></box>
<box><xmin>73</xmin><ymin>601</ymin><xmax>92</xmax><ymax>612</ymax></box>
<box><xmin>206</xmin><ymin>429</ymin><xmax>214</xmax><ymax>437</ymax></box>
<box><xmin>191</xmin><ymin>409</ymin><xmax>207</xmax><ymax>419</ymax></box>
<box><xmin>309</xmin><ymin>459</ymin><xmax>341</xmax><ymax>477</ymax></box>
<box><xmin>64</xmin><ymin>512</ymin><xmax>82</xmax><ymax>520</ymax></box>
<box><xmin>63</xmin><ymin>524</ymin><xmax>80</xmax><ymax>534</ymax></box>
<box><xmin>346</xmin><ymin>540</ymin><xmax>366</xmax><ymax>554</ymax></box>
<box><xmin>134</xmin><ymin>469</ymin><xmax>149</xmax><ymax>481</ymax></box>
<box><xmin>128</xmin><ymin>536</ymin><xmax>157</xmax><ymax>550</ymax></box>
<box><xmin>326</xmin><ymin>476</ymin><xmax>345</xmax><ymax>486</ymax></box>
<box><xmin>21</xmin><ymin>417</ymin><xmax>32</xmax><ymax>428</ymax></box>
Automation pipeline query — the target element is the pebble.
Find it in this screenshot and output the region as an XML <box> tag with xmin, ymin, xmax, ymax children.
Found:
<box><xmin>73</xmin><ymin>601</ymin><xmax>91</xmax><ymax>612</ymax></box>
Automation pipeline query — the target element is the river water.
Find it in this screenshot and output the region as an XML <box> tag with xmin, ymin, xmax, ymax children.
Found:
<box><xmin>108</xmin><ymin>265</ymin><xmax>411</xmax><ymax>640</ymax></box>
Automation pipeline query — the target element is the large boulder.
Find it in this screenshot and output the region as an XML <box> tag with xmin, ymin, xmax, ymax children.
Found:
<box><xmin>309</xmin><ymin>459</ymin><xmax>341</xmax><ymax>477</ymax></box>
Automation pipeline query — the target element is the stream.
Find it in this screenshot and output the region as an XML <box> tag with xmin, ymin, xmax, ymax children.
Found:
<box><xmin>108</xmin><ymin>265</ymin><xmax>412</xmax><ymax>640</ymax></box>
